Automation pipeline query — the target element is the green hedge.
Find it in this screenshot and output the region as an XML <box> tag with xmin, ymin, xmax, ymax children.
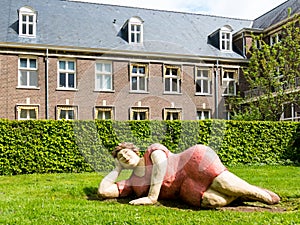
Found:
<box><xmin>0</xmin><ymin>119</ymin><xmax>299</xmax><ymax>175</ymax></box>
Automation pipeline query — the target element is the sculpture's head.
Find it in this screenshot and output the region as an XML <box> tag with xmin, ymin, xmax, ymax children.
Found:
<box><xmin>112</xmin><ymin>142</ymin><xmax>141</xmax><ymax>169</ymax></box>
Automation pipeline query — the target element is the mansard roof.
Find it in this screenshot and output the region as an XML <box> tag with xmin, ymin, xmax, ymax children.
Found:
<box><xmin>0</xmin><ymin>0</ymin><xmax>298</xmax><ymax>60</ymax></box>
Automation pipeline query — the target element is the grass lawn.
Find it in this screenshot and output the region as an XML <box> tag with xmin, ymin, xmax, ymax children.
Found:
<box><xmin>0</xmin><ymin>166</ymin><xmax>299</xmax><ymax>225</ymax></box>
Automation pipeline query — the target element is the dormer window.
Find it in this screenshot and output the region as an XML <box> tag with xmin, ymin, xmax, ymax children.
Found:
<box><xmin>220</xmin><ymin>26</ymin><xmax>232</xmax><ymax>51</ymax></box>
<box><xmin>18</xmin><ymin>6</ymin><xmax>37</xmax><ymax>37</ymax></box>
<box><xmin>122</xmin><ymin>16</ymin><xmax>143</xmax><ymax>44</ymax></box>
<box><xmin>129</xmin><ymin>17</ymin><xmax>143</xmax><ymax>44</ymax></box>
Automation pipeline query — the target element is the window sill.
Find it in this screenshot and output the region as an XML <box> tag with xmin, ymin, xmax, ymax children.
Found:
<box><xmin>16</xmin><ymin>86</ymin><xmax>40</xmax><ymax>90</ymax></box>
<box><xmin>56</xmin><ymin>88</ymin><xmax>79</xmax><ymax>92</ymax></box>
<box><xmin>163</xmin><ymin>92</ymin><xmax>182</xmax><ymax>95</ymax></box>
<box><xmin>195</xmin><ymin>93</ymin><xmax>212</xmax><ymax>96</ymax></box>
<box><xmin>129</xmin><ymin>91</ymin><xmax>149</xmax><ymax>94</ymax></box>
<box><xmin>94</xmin><ymin>90</ymin><xmax>115</xmax><ymax>93</ymax></box>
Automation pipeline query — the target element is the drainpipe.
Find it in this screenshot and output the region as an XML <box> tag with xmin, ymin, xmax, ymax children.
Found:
<box><xmin>45</xmin><ymin>48</ymin><xmax>49</xmax><ymax>119</ymax></box>
<box><xmin>215</xmin><ymin>59</ymin><xmax>219</xmax><ymax>119</ymax></box>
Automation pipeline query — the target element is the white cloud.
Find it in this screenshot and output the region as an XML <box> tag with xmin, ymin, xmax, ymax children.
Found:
<box><xmin>72</xmin><ymin>0</ymin><xmax>287</xmax><ymax>19</ymax></box>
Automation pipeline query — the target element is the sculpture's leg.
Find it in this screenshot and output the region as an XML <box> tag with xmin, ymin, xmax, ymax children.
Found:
<box><xmin>209</xmin><ymin>171</ymin><xmax>280</xmax><ymax>205</ymax></box>
<box><xmin>201</xmin><ymin>188</ymin><xmax>237</xmax><ymax>208</ymax></box>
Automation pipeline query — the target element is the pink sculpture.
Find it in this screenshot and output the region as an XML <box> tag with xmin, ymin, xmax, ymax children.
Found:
<box><xmin>98</xmin><ymin>142</ymin><xmax>280</xmax><ymax>208</ymax></box>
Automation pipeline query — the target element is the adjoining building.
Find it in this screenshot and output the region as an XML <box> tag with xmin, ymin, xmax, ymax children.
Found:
<box><xmin>0</xmin><ymin>0</ymin><xmax>299</xmax><ymax>120</ymax></box>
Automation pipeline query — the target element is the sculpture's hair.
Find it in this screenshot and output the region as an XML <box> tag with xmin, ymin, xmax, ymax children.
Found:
<box><xmin>112</xmin><ymin>142</ymin><xmax>140</xmax><ymax>158</ymax></box>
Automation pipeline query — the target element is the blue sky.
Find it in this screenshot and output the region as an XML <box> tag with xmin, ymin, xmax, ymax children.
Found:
<box><xmin>72</xmin><ymin>0</ymin><xmax>287</xmax><ymax>19</ymax></box>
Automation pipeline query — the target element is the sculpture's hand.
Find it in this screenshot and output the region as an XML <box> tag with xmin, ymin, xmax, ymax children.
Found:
<box><xmin>129</xmin><ymin>197</ymin><xmax>157</xmax><ymax>205</ymax></box>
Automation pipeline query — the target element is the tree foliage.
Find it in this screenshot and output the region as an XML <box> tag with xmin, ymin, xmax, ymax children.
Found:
<box><xmin>230</xmin><ymin>12</ymin><xmax>300</xmax><ymax>121</ymax></box>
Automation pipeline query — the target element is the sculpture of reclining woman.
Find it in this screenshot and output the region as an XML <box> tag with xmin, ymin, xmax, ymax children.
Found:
<box><xmin>98</xmin><ymin>142</ymin><xmax>280</xmax><ymax>208</ymax></box>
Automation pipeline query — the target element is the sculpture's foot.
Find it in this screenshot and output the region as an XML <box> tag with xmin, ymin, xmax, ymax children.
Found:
<box><xmin>262</xmin><ymin>189</ymin><xmax>280</xmax><ymax>204</ymax></box>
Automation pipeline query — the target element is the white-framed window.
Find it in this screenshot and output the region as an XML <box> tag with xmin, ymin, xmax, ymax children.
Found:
<box><xmin>130</xmin><ymin>107</ymin><xmax>149</xmax><ymax>120</ymax></box>
<box><xmin>130</xmin><ymin>64</ymin><xmax>148</xmax><ymax>92</ymax></box>
<box><xmin>164</xmin><ymin>65</ymin><xmax>181</xmax><ymax>94</ymax></box>
<box><xmin>57</xmin><ymin>106</ymin><xmax>78</xmax><ymax>120</ymax></box>
<box><xmin>128</xmin><ymin>17</ymin><xmax>143</xmax><ymax>44</ymax></box>
<box><xmin>163</xmin><ymin>108</ymin><xmax>182</xmax><ymax>120</ymax></box>
<box><xmin>18</xmin><ymin>57</ymin><xmax>38</xmax><ymax>88</ymax></box>
<box><xmin>270</xmin><ymin>33</ymin><xmax>282</xmax><ymax>46</ymax></box>
<box><xmin>220</xmin><ymin>26</ymin><xmax>232</xmax><ymax>51</ymax></box>
<box><xmin>16</xmin><ymin>105</ymin><xmax>38</xmax><ymax>120</ymax></box>
<box><xmin>18</xmin><ymin>6</ymin><xmax>37</xmax><ymax>37</ymax></box>
<box><xmin>58</xmin><ymin>59</ymin><xmax>76</xmax><ymax>89</ymax></box>
<box><xmin>197</xmin><ymin>110</ymin><xmax>210</xmax><ymax>120</ymax></box>
<box><xmin>95</xmin><ymin>106</ymin><xmax>114</xmax><ymax>120</ymax></box>
<box><xmin>195</xmin><ymin>68</ymin><xmax>211</xmax><ymax>95</ymax></box>
<box><xmin>222</xmin><ymin>69</ymin><xmax>237</xmax><ymax>96</ymax></box>
<box><xmin>95</xmin><ymin>61</ymin><xmax>112</xmax><ymax>91</ymax></box>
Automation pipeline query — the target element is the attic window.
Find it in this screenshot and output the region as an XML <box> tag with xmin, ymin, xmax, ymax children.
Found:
<box><xmin>127</xmin><ymin>17</ymin><xmax>143</xmax><ymax>44</ymax></box>
<box><xmin>220</xmin><ymin>26</ymin><xmax>232</xmax><ymax>51</ymax></box>
<box><xmin>18</xmin><ymin>6</ymin><xmax>37</xmax><ymax>37</ymax></box>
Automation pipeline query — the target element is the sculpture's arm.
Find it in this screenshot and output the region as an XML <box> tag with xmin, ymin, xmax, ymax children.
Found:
<box><xmin>98</xmin><ymin>158</ymin><xmax>122</xmax><ymax>198</ymax></box>
<box><xmin>129</xmin><ymin>150</ymin><xmax>167</xmax><ymax>205</ymax></box>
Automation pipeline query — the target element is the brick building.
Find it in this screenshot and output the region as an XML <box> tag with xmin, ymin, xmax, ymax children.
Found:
<box><xmin>0</xmin><ymin>0</ymin><xmax>299</xmax><ymax>120</ymax></box>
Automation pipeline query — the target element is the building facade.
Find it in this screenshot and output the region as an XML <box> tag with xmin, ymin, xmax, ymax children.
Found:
<box><xmin>0</xmin><ymin>0</ymin><xmax>299</xmax><ymax>120</ymax></box>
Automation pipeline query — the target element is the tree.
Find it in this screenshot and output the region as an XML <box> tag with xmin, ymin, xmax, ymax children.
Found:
<box><xmin>230</xmin><ymin>12</ymin><xmax>300</xmax><ymax>121</ymax></box>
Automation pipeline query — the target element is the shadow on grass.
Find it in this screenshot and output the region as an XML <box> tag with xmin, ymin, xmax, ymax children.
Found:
<box><xmin>83</xmin><ymin>186</ymin><xmax>288</xmax><ymax>212</ymax></box>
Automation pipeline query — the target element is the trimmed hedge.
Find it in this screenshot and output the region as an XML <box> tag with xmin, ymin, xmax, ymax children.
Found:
<box><xmin>0</xmin><ymin>119</ymin><xmax>299</xmax><ymax>175</ymax></box>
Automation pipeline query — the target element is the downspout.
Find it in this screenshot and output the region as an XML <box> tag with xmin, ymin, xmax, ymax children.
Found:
<box><xmin>215</xmin><ymin>59</ymin><xmax>219</xmax><ymax>119</ymax></box>
<box><xmin>45</xmin><ymin>48</ymin><xmax>49</xmax><ymax>119</ymax></box>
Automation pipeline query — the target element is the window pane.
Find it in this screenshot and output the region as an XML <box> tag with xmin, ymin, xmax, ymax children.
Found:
<box><xmin>131</xmin><ymin>33</ymin><xmax>135</xmax><ymax>42</ymax></box>
<box><xmin>131</xmin><ymin>25</ymin><xmax>135</xmax><ymax>31</ymax></box>
<box><xmin>29</xmin><ymin>109</ymin><xmax>36</xmax><ymax>119</ymax></box>
<box><xmin>104</xmin><ymin>111</ymin><xmax>111</xmax><ymax>119</ymax></box>
<box><xmin>68</xmin><ymin>73</ymin><xmax>75</xmax><ymax>88</ymax></box>
<box><xmin>104</xmin><ymin>64</ymin><xmax>111</xmax><ymax>73</ymax></box>
<box><xmin>22</xmin><ymin>24</ymin><xmax>26</xmax><ymax>34</ymax></box>
<box><xmin>138</xmin><ymin>67</ymin><xmax>145</xmax><ymax>74</ymax></box>
<box><xmin>29</xmin><ymin>15</ymin><xmax>33</xmax><ymax>22</ymax></box>
<box><xmin>136</xmin><ymin>34</ymin><xmax>140</xmax><ymax>43</ymax></box>
<box><xmin>68</xmin><ymin>110</ymin><xmax>75</xmax><ymax>120</ymax></box>
<box><xmin>139</xmin><ymin>112</ymin><xmax>146</xmax><ymax>120</ymax></box>
<box><xmin>20</xmin><ymin>71</ymin><xmax>28</xmax><ymax>86</ymax></box>
<box><xmin>22</xmin><ymin>15</ymin><xmax>27</xmax><ymax>22</ymax></box>
<box><xmin>59</xmin><ymin>61</ymin><xmax>66</xmax><ymax>70</ymax></box>
<box><xmin>172</xmin><ymin>69</ymin><xmax>177</xmax><ymax>75</ymax></box>
<box><xmin>96</xmin><ymin>63</ymin><xmax>102</xmax><ymax>72</ymax></box>
<box><xmin>131</xmin><ymin>77</ymin><xmax>137</xmax><ymax>90</ymax></box>
<box><xmin>172</xmin><ymin>113</ymin><xmax>179</xmax><ymax>120</ymax></box>
<box><xmin>196</xmin><ymin>80</ymin><xmax>201</xmax><ymax>92</ymax></box>
<box><xmin>165</xmin><ymin>78</ymin><xmax>170</xmax><ymax>91</ymax></box>
<box><xmin>59</xmin><ymin>73</ymin><xmax>66</xmax><ymax>87</ymax></box>
<box><xmin>68</xmin><ymin>61</ymin><xmax>75</xmax><ymax>70</ymax></box>
<box><xmin>29</xmin><ymin>24</ymin><xmax>33</xmax><ymax>35</ymax></box>
<box><xmin>202</xmin><ymin>70</ymin><xmax>208</xmax><ymax>78</ymax></box>
<box><xmin>136</xmin><ymin>25</ymin><xmax>140</xmax><ymax>31</ymax></box>
<box><xmin>228</xmin><ymin>81</ymin><xmax>235</xmax><ymax>94</ymax></box>
<box><xmin>203</xmin><ymin>80</ymin><xmax>208</xmax><ymax>93</ymax></box>
<box><xmin>20</xmin><ymin>109</ymin><xmax>27</xmax><ymax>119</ymax></box>
<box><xmin>139</xmin><ymin>77</ymin><xmax>145</xmax><ymax>90</ymax></box>
<box><xmin>172</xmin><ymin>79</ymin><xmax>178</xmax><ymax>92</ymax></box>
<box><xmin>29</xmin><ymin>59</ymin><xmax>36</xmax><ymax>68</ymax></box>
<box><xmin>104</xmin><ymin>75</ymin><xmax>111</xmax><ymax>89</ymax></box>
<box><xmin>29</xmin><ymin>71</ymin><xmax>38</xmax><ymax>86</ymax></box>
<box><xmin>132</xmin><ymin>66</ymin><xmax>137</xmax><ymax>74</ymax></box>
<box><xmin>20</xmin><ymin>59</ymin><xmax>27</xmax><ymax>68</ymax></box>
<box><xmin>60</xmin><ymin>110</ymin><xmax>66</xmax><ymax>119</ymax></box>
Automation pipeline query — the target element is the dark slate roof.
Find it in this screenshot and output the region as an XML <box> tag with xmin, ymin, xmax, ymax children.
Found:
<box><xmin>0</xmin><ymin>0</ymin><xmax>254</xmax><ymax>59</ymax></box>
<box><xmin>252</xmin><ymin>0</ymin><xmax>300</xmax><ymax>29</ymax></box>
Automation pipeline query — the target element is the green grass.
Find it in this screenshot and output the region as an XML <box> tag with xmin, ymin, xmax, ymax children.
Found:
<box><xmin>0</xmin><ymin>166</ymin><xmax>299</xmax><ymax>225</ymax></box>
